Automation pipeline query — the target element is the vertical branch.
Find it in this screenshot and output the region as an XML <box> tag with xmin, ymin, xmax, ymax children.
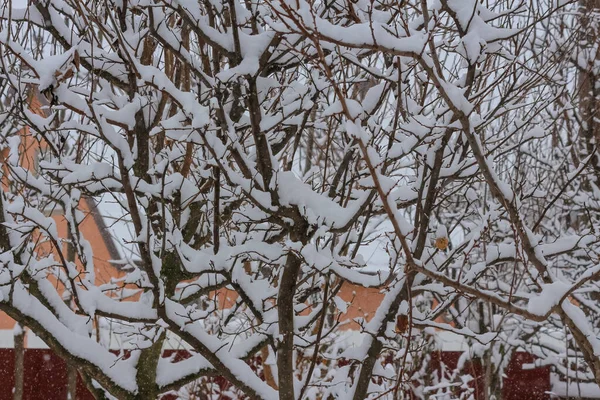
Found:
<box><xmin>65</xmin><ymin>229</ymin><xmax>77</xmax><ymax>400</ymax></box>
<box><xmin>13</xmin><ymin>323</ymin><xmax>24</xmax><ymax>400</ymax></box>
<box><xmin>213</xmin><ymin>166</ymin><xmax>220</xmax><ymax>254</ymax></box>
<box><xmin>276</xmin><ymin>252</ymin><xmax>302</xmax><ymax>400</ymax></box>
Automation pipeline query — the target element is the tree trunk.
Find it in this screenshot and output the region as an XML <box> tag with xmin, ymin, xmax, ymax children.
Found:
<box><xmin>13</xmin><ymin>324</ymin><xmax>24</xmax><ymax>400</ymax></box>
<box><xmin>276</xmin><ymin>253</ymin><xmax>303</xmax><ymax>400</ymax></box>
<box><xmin>579</xmin><ymin>0</ymin><xmax>600</xmax><ymax>181</ymax></box>
<box><xmin>66</xmin><ymin>364</ymin><xmax>77</xmax><ymax>400</ymax></box>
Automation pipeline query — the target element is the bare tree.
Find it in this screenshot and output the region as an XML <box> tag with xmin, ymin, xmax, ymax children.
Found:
<box><xmin>0</xmin><ymin>0</ymin><xmax>600</xmax><ymax>399</ymax></box>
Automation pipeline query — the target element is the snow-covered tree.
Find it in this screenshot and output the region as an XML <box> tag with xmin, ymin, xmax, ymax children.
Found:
<box><xmin>1</xmin><ymin>0</ymin><xmax>600</xmax><ymax>398</ymax></box>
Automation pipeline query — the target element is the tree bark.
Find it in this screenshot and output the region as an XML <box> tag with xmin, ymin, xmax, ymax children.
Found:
<box><xmin>13</xmin><ymin>324</ymin><xmax>24</xmax><ymax>400</ymax></box>
<box><xmin>579</xmin><ymin>0</ymin><xmax>600</xmax><ymax>182</ymax></box>
<box><xmin>66</xmin><ymin>364</ymin><xmax>77</xmax><ymax>400</ymax></box>
<box><xmin>277</xmin><ymin>253</ymin><xmax>302</xmax><ymax>400</ymax></box>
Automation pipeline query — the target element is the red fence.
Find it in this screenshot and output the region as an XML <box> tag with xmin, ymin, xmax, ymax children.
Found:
<box><xmin>430</xmin><ymin>351</ymin><xmax>550</xmax><ymax>400</ymax></box>
<box><xmin>0</xmin><ymin>349</ymin><xmax>551</xmax><ymax>399</ymax></box>
<box><xmin>0</xmin><ymin>349</ymin><xmax>93</xmax><ymax>400</ymax></box>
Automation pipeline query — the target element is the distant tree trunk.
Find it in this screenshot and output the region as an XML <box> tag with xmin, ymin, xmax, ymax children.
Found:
<box><xmin>578</xmin><ymin>2</ymin><xmax>600</xmax><ymax>327</ymax></box>
<box><xmin>13</xmin><ymin>324</ymin><xmax>24</xmax><ymax>400</ymax></box>
<box><xmin>66</xmin><ymin>365</ymin><xmax>77</xmax><ymax>400</ymax></box>
<box><xmin>478</xmin><ymin>302</ymin><xmax>503</xmax><ymax>400</ymax></box>
<box><xmin>483</xmin><ymin>350</ymin><xmax>504</xmax><ymax>400</ymax></box>
<box><xmin>579</xmin><ymin>0</ymin><xmax>600</xmax><ymax>179</ymax></box>
<box><xmin>66</xmin><ymin>230</ymin><xmax>77</xmax><ymax>400</ymax></box>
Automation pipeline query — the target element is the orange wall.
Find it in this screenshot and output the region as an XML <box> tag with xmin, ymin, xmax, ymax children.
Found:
<box><xmin>215</xmin><ymin>282</ymin><xmax>385</xmax><ymax>330</ymax></box>
<box><xmin>0</xmin><ymin>93</ymin><xmax>128</xmax><ymax>331</ymax></box>
<box><xmin>0</xmin><ymin>92</ymin><xmax>389</xmax><ymax>339</ymax></box>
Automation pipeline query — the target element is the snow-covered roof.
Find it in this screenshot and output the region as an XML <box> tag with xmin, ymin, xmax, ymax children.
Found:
<box><xmin>92</xmin><ymin>193</ymin><xmax>140</xmax><ymax>267</ymax></box>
